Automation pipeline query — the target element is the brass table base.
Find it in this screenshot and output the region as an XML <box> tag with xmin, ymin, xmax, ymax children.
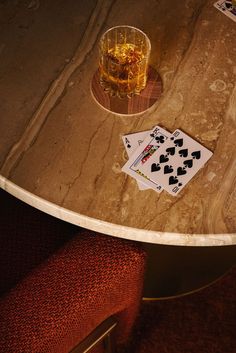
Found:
<box><xmin>142</xmin><ymin>243</ymin><xmax>236</xmax><ymax>300</ymax></box>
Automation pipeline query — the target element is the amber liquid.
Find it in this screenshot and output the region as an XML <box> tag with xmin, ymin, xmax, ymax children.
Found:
<box><xmin>100</xmin><ymin>43</ymin><xmax>148</xmax><ymax>97</ymax></box>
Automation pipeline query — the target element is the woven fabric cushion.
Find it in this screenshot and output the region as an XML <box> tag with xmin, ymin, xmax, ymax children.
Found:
<box><xmin>0</xmin><ymin>189</ymin><xmax>77</xmax><ymax>295</ymax></box>
<box><xmin>121</xmin><ymin>266</ymin><xmax>236</xmax><ymax>353</ymax></box>
<box><xmin>0</xmin><ymin>230</ymin><xmax>146</xmax><ymax>353</ymax></box>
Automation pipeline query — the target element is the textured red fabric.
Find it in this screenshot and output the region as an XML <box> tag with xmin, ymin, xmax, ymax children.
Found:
<box><xmin>0</xmin><ymin>220</ymin><xmax>146</xmax><ymax>353</ymax></box>
<box><xmin>119</xmin><ymin>266</ymin><xmax>236</xmax><ymax>353</ymax></box>
<box><xmin>0</xmin><ymin>189</ymin><xmax>77</xmax><ymax>296</ymax></box>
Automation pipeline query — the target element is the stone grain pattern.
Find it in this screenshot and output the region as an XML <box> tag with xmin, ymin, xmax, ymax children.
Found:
<box><xmin>0</xmin><ymin>0</ymin><xmax>236</xmax><ymax>245</ymax></box>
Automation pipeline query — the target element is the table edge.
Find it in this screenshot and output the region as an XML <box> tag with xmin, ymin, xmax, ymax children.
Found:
<box><xmin>1</xmin><ymin>175</ymin><xmax>235</xmax><ymax>246</ymax></box>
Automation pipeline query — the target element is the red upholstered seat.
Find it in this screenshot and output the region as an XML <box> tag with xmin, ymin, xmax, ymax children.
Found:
<box><xmin>0</xmin><ymin>189</ymin><xmax>77</xmax><ymax>297</ymax></box>
<box><xmin>0</xmin><ymin>190</ymin><xmax>146</xmax><ymax>353</ymax></box>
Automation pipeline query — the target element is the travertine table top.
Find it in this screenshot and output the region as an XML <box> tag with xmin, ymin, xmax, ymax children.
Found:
<box><xmin>0</xmin><ymin>0</ymin><xmax>236</xmax><ymax>246</ymax></box>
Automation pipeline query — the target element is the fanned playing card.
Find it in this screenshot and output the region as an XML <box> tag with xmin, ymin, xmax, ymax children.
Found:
<box><xmin>122</xmin><ymin>126</ymin><xmax>172</xmax><ymax>192</ymax></box>
<box><xmin>214</xmin><ymin>0</ymin><xmax>236</xmax><ymax>22</ymax></box>
<box><xmin>122</xmin><ymin>130</ymin><xmax>150</xmax><ymax>154</ymax></box>
<box><xmin>139</xmin><ymin>129</ymin><xmax>213</xmax><ymax>195</ymax></box>
<box><xmin>122</xmin><ymin>130</ymin><xmax>150</xmax><ymax>190</ymax></box>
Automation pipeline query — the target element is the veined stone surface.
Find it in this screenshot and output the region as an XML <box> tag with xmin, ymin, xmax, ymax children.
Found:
<box><xmin>0</xmin><ymin>0</ymin><xmax>236</xmax><ymax>246</ymax></box>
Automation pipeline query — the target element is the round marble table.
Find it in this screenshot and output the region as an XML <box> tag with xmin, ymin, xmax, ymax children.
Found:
<box><xmin>0</xmin><ymin>0</ymin><xmax>236</xmax><ymax>247</ymax></box>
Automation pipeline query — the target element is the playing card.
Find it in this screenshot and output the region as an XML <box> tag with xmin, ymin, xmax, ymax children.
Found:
<box><xmin>122</xmin><ymin>130</ymin><xmax>151</xmax><ymax>155</ymax></box>
<box><xmin>122</xmin><ymin>130</ymin><xmax>151</xmax><ymax>190</ymax></box>
<box><xmin>214</xmin><ymin>0</ymin><xmax>236</xmax><ymax>22</ymax></box>
<box><xmin>139</xmin><ymin>129</ymin><xmax>213</xmax><ymax>196</ymax></box>
<box><xmin>122</xmin><ymin>125</ymin><xmax>172</xmax><ymax>192</ymax></box>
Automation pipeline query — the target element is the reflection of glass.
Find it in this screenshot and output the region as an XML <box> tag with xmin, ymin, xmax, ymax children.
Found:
<box><xmin>99</xmin><ymin>26</ymin><xmax>151</xmax><ymax>98</ymax></box>
<box><xmin>233</xmin><ymin>0</ymin><xmax>236</xmax><ymax>13</ymax></box>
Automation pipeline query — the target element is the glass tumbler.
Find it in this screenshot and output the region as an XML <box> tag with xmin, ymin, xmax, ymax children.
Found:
<box><xmin>99</xmin><ymin>26</ymin><xmax>151</xmax><ymax>98</ymax></box>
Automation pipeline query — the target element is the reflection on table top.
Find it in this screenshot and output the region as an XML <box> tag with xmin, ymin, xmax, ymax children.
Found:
<box><xmin>0</xmin><ymin>0</ymin><xmax>236</xmax><ymax>246</ymax></box>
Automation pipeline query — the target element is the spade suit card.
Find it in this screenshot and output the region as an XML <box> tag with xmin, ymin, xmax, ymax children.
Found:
<box><xmin>214</xmin><ymin>0</ymin><xmax>236</xmax><ymax>22</ymax></box>
<box><xmin>139</xmin><ymin>129</ymin><xmax>213</xmax><ymax>195</ymax></box>
<box><xmin>122</xmin><ymin>125</ymin><xmax>172</xmax><ymax>192</ymax></box>
<box><xmin>122</xmin><ymin>130</ymin><xmax>150</xmax><ymax>155</ymax></box>
<box><xmin>122</xmin><ymin>130</ymin><xmax>150</xmax><ymax>190</ymax></box>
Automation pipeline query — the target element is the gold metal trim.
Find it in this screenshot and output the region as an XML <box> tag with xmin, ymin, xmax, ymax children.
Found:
<box><xmin>142</xmin><ymin>266</ymin><xmax>234</xmax><ymax>301</ymax></box>
<box><xmin>70</xmin><ymin>316</ymin><xmax>117</xmax><ymax>353</ymax></box>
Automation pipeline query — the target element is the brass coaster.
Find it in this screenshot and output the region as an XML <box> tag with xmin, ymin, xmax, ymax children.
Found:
<box><xmin>91</xmin><ymin>66</ymin><xmax>163</xmax><ymax>115</ymax></box>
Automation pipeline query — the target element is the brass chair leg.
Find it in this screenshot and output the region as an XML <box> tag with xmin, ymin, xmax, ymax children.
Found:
<box><xmin>103</xmin><ymin>331</ymin><xmax>117</xmax><ymax>353</ymax></box>
<box><xmin>70</xmin><ymin>316</ymin><xmax>117</xmax><ymax>353</ymax></box>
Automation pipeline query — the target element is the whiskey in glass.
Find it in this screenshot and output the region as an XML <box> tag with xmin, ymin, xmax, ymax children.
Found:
<box><xmin>99</xmin><ymin>26</ymin><xmax>151</xmax><ymax>98</ymax></box>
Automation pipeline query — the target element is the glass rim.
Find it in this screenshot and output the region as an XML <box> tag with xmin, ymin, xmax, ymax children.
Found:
<box><xmin>99</xmin><ymin>25</ymin><xmax>151</xmax><ymax>51</ymax></box>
